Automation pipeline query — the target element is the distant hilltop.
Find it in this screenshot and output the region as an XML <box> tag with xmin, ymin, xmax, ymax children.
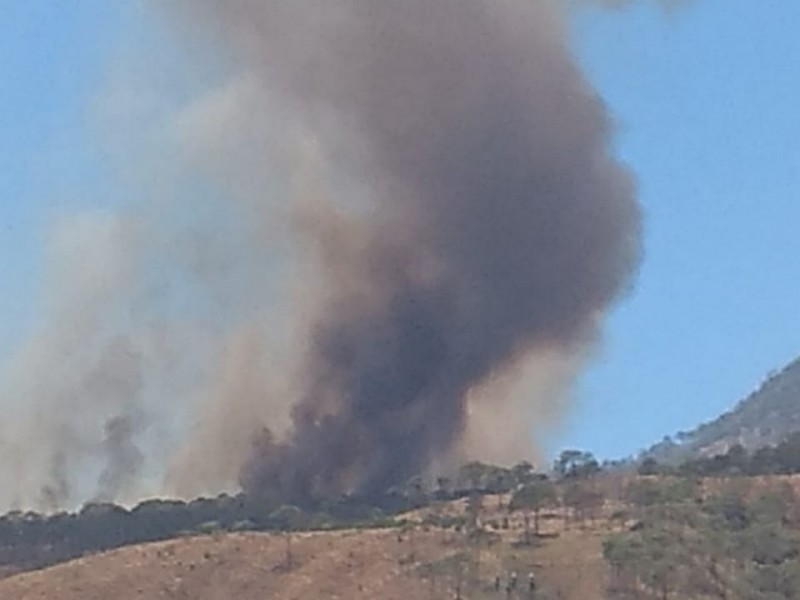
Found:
<box><xmin>644</xmin><ymin>355</ymin><xmax>800</xmax><ymax>463</ymax></box>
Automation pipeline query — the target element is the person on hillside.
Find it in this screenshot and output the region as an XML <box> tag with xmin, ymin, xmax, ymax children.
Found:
<box><xmin>505</xmin><ymin>570</ymin><xmax>517</xmax><ymax>596</ymax></box>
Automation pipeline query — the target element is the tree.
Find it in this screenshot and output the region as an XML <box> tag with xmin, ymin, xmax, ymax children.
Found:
<box><xmin>435</xmin><ymin>476</ymin><xmax>452</xmax><ymax>500</ymax></box>
<box><xmin>483</xmin><ymin>466</ymin><xmax>514</xmax><ymax>494</ymax></box>
<box><xmin>511</xmin><ymin>461</ymin><xmax>535</xmax><ymax>486</ymax></box>
<box><xmin>555</xmin><ymin>450</ymin><xmax>600</xmax><ymax>479</ymax></box>
<box><xmin>638</xmin><ymin>457</ymin><xmax>662</xmax><ymax>476</ymax></box>
<box><xmin>268</xmin><ymin>505</ymin><xmax>306</xmax><ymax>531</ymax></box>
<box><xmin>465</xmin><ymin>491</ymin><xmax>483</xmax><ymax>533</ymax></box>
<box><xmin>726</xmin><ymin>444</ymin><xmax>749</xmax><ymax>473</ymax></box>
<box><xmin>626</xmin><ymin>477</ymin><xmax>700</xmax><ymax>519</ymax></box>
<box><xmin>748</xmin><ymin>445</ymin><xmax>780</xmax><ymax>475</ymax></box>
<box><xmin>635</xmin><ymin>524</ymin><xmax>686</xmax><ymax>599</ymax></box>
<box><xmin>603</xmin><ymin>534</ymin><xmax>643</xmax><ymax>595</ymax></box>
<box><xmin>563</xmin><ymin>481</ymin><xmax>605</xmax><ymax>528</ymax></box>
<box><xmin>510</xmin><ymin>480</ymin><xmax>558</xmax><ymax>543</ymax></box>
<box><xmin>458</xmin><ymin>461</ymin><xmax>491</xmax><ymax>492</ymax></box>
<box><xmin>78</xmin><ymin>503</ymin><xmax>134</xmax><ymax>550</ymax></box>
<box><xmin>773</xmin><ymin>433</ymin><xmax>800</xmax><ymax>474</ymax></box>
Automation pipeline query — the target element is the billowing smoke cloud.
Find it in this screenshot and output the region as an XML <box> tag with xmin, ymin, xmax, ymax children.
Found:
<box><xmin>158</xmin><ymin>0</ymin><xmax>641</xmax><ymax>502</ymax></box>
<box><xmin>0</xmin><ymin>0</ymin><xmax>644</xmax><ymax>510</ymax></box>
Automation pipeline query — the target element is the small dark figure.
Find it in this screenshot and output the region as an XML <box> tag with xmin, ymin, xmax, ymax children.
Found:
<box><xmin>495</xmin><ymin>575</ymin><xmax>501</xmax><ymax>591</ymax></box>
<box><xmin>510</xmin><ymin>571</ymin><xmax>518</xmax><ymax>590</ymax></box>
<box><xmin>528</xmin><ymin>571</ymin><xmax>536</xmax><ymax>595</ymax></box>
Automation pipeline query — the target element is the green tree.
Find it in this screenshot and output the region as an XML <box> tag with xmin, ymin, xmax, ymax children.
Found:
<box><xmin>555</xmin><ymin>449</ymin><xmax>600</xmax><ymax>479</ymax></box>
<box><xmin>511</xmin><ymin>461</ymin><xmax>535</xmax><ymax>486</ymax></box>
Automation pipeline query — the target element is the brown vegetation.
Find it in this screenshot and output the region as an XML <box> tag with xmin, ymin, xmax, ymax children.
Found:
<box><xmin>0</xmin><ymin>490</ymin><xmax>613</xmax><ymax>600</ymax></box>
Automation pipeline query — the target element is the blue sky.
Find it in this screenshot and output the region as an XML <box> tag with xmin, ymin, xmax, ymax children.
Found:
<box><xmin>565</xmin><ymin>0</ymin><xmax>800</xmax><ymax>457</ymax></box>
<box><xmin>1</xmin><ymin>1</ymin><xmax>798</xmax><ymax>461</ymax></box>
<box><xmin>0</xmin><ymin>1</ymin><xmax>125</xmax><ymax>356</ymax></box>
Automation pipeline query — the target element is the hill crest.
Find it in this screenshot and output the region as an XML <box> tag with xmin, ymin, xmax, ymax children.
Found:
<box><xmin>645</xmin><ymin>356</ymin><xmax>800</xmax><ymax>462</ymax></box>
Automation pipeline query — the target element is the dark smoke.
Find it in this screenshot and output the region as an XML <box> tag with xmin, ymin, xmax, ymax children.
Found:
<box><xmin>162</xmin><ymin>0</ymin><xmax>641</xmax><ymax>502</ymax></box>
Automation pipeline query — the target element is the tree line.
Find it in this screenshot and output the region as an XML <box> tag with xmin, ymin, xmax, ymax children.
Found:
<box><xmin>0</xmin><ymin>490</ymin><xmax>411</xmax><ymax>573</ymax></box>
<box><xmin>0</xmin><ymin>450</ymin><xmax>602</xmax><ymax>574</ymax></box>
<box><xmin>641</xmin><ymin>432</ymin><xmax>800</xmax><ymax>478</ymax></box>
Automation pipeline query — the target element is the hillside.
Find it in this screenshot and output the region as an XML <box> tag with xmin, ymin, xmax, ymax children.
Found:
<box><xmin>3</xmin><ymin>474</ymin><xmax>800</xmax><ymax>599</ymax></box>
<box><xmin>646</xmin><ymin>356</ymin><xmax>800</xmax><ymax>462</ymax></box>
<box><xmin>0</xmin><ymin>530</ymin><xmax>439</xmax><ymax>600</ymax></box>
<box><xmin>0</xmin><ymin>497</ymin><xmax>611</xmax><ymax>600</ymax></box>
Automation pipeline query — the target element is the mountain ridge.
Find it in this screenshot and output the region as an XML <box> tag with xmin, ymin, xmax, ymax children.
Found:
<box><xmin>644</xmin><ymin>355</ymin><xmax>800</xmax><ymax>463</ymax></box>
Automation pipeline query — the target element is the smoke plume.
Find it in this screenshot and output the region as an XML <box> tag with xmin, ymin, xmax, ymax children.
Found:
<box><xmin>0</xmin><ymin>215</ymin><xmax>145</xmax><ymax>509</ymax></box>
<box><xmin>0</xmin><ymin>0</ymin><xmax>643</xmax><ymax>510</ymax></box>
<box><xmin>159</xmin><ymin>0</ymin><xmax>641</xmax><ymax>502</ymax></box>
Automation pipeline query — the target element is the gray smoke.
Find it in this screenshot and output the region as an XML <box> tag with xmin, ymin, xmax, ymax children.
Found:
<box><xmin>160</xmin><ymin>0</ymin><xmax>641</xmax><ymax>502</ymax></box>
<box><xmin>0</xmin><ymin>0</ymin><xmax>647</xmax><ymax>511</ymax></box>
<box><xmin>0</xmin><ymin>215</ymin><xmax>149</xmax><ymax>510</ymax></box>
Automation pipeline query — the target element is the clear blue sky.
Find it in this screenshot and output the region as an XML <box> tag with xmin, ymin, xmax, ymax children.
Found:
<box><xmin>566</xmin><ymin>0</ymin><xmax>800</xmax><ymax>457</ymax></box>
<box><xmin>1</xmin><ymin>1</ymin><xmax>798</xmax><ymax>461</ymax></box>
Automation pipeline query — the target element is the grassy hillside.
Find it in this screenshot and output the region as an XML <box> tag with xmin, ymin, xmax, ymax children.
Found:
<box><xmin>0</xmin><ymin>530</ymin><xmax>445</xmax><ymax>600</ymax></box>
<box><xmin>0</xmin><ymin>492</ymin><xmax>612</xmax><ymax>600</ymax></box>
<box><xmin>4</xmin><ymin>473</ymin><xmax>800</xmax><ymax>599</ymax></box>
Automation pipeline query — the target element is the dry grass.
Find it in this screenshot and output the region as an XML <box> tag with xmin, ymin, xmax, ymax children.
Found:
<box><xmin>0</xmin><ymin>524</ymin><xmax>610</xmax><ymax>600</ymax></box>
<box><xmin>0</xmin><ymin>528</ymin><xmax>453</xmax><ymax>600</ymax></box>
<box><xmin>0</xmin><ymin>493</ymin><xmax>626</xmax><ymax>600</ymax></box>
